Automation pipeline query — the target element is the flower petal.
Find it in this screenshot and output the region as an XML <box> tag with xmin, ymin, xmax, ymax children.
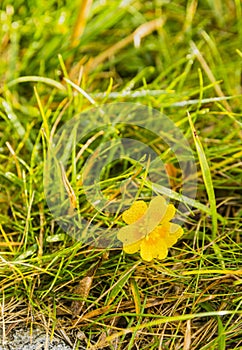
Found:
<box><xmin>153</xmin><ymin>237</ymin><xmax>169</xmax><ymax>259</ymax></box>
<box><xmin>140</xmin><ymin>240</ymin><xmax>155</xmax><ymax>262</ymax></box>
<box><xmin>170</xmin><ymin>223</ymin><xmax>184</xmax><ymax>238</ymax></box>
<box><xmin>117</xmin><ymin>225</ymin><xmax>145</xmax><ymax>245</ymax></box>
<box><xmin>149</xmin><ymin>223</ymin><xmax>169</xmax><ymax>240</ymax></box>
<box><xmin>140</xmin><ymin>236</ymin><xmax>168</xmax><ymax>261</ymax></box>
<box><xmin>160</xmin><ymin>204</ymin><xmax>176</xmax><ymax>224</ymax></box>
<box><xmin>122</xmin><ymin>201</ymin><xmax>147</xmax><ymax>224</ymax></box>
<box><xmin>157</xmin><ymin>244</ymin><xmax>168</xmax><ymax>260</ymax></box>
<box><xmin>146</xmin><ymin>196</ymin><xmax>167</xmax><ymax>230</ymax></box>
<box><xmin>123</xmin><ymin>240</ymin><xmax>142</xmax><ymax>254</ymax></box>
<box><xmin>163</xmin><ymin>223</ymin><xmax>183</xmax><ymax>247</ymax></box>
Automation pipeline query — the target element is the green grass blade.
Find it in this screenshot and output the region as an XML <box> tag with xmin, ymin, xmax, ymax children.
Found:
<box><xmin>187</xmin><ymin>112</ymin><xmax>218</xmax><ymax>238</ymax></box>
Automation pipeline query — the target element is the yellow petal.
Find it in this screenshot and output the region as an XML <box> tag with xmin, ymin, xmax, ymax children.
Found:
<box><xmin>140</xmin><ymin>237</ymin><xmax>168</xmax><ymax>262</ymax></box>
<box><xmin>162</xmin><ymin>223</ymin><xmax>183</xmax><ymax>247</ymax></box>
<box><xmin>140</xmin><ymin>240</ymin><xmax>154</xmax><ymax>262</ymax></box>
<box><xmin>164</xmin><ymin>234</ymin><xmax>179</xmax><ymax>247</ymax></box>
<box><xmin>123</xmin><ymin>240</ymin><xmax>142</xmax><ymax>254</ymax></box>
<box><xmin>152</xmin><ymin>237</ymin><xmax>167</xmax><ymax>258</ymax></box>
<box><xmin>117</xmin><ymin>223</ymin><xmax>146</xmax><ymax>245</ymax></box>
<box><xmin>148</xmin><ymin>223</ymin><xmax>170</xmax><ymax>241</ymax></box>
<box><xmin>128</xmin><ymin>196</ymin><xmax>168</xmax><ymax>238</ymax></box>
<box><xmin>160</xmin><ymin>203</ymin><xmax>176</xmax><ymax>224</ymax></box>
<box><xmin>122</xmin><ymin>201</ymin><xmax>147</xmax><ymax>224</ymax></box>
<box><xmin>157</xmin><ymin>245</ymin><xmax>168</xmax><ymax>259</ymax></box>
<box><xmin>170</xmin><ymin>223</ymin><xmax>184</xmax><ymax>238</ymax></box>
<box><xmin>145</xmin><ymin>196</ymin><xmax>167</xmax><ymax>230</ymax></box>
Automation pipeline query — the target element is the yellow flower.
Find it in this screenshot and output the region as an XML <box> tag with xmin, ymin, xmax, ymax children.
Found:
<box><xmin>117</xmin><ymin>196</ymin><xmax>183</xmax><ymax>262</ymax></box>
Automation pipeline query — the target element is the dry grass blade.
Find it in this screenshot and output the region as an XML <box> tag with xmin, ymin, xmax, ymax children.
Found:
<box><xmin>190</xmin><ymin>41</ymin><xmax>232</xmax><ymax>112</ymax></box>
<box><xmin>71</xmin><ymin>258</ymin><xmax>102</xmax><ymax>318</ymax></box>
<box><xmin>71</xmin><ymin>0</ymin><xmax>93</xmax><ymax>48</ymax></box>
<box><xmin>183</xmin><ymin>319</ymin><xmax>191</xmax><ymax>350</ymax></box>
<box><xmin>71</xmin><ymin>275</ymin><xmax>93</xmax><ymax>318</ymax></box>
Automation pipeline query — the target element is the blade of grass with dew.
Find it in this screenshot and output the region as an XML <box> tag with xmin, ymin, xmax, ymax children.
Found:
<box><xmin>148</xmin><ymin>181</ymin><xmax>225</xmax><ymax>224</ymax></box>
<box><xmin>187</xmin><ymin>111</ymin><xmax>226</xmax><ymax>269</ymax></box>
<box><xmin>64</xmin><ymin>77</ymin><xmax>97</xmax><ymax>106</ymax></box>
<box><xmin>6</xmin><ymin>76</ymin><xmax>66</xmax><ymax>91</ymax></box>
<box><xmin>187</xmin><ymin>112</ymin><xmax>218</xmax><ymax>237</ymax></box>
